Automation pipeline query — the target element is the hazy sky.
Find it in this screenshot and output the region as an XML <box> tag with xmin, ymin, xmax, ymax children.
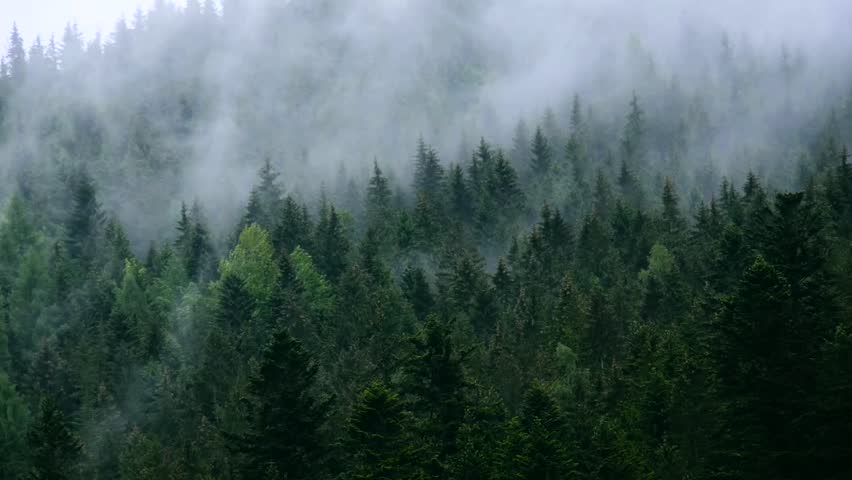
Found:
<box><xmin>3</xmin><ymin>0</ymin><xmax>155</xmax><ymax>49</ymax></box>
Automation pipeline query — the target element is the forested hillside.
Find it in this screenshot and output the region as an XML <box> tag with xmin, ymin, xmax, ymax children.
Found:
<box><xmin>1</xmin><ymin>1</ymin><xmax>852</xmax><ymax>479</ymax></box>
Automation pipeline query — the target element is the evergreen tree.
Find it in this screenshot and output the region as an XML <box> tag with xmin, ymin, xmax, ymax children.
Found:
<box><xmin>27</xmin><ymin>397</ymin><xmax>82</xmax><ymax>480</ymax></box>
<box><xmin>659</xmin><ymin>177</ymin><xmax>686</xmax><ymax>247</ymax></box>
<box><xmin>447</xmin><ymin>164</ymin><xmax>473</xmax><ymax>224</ymax></box>
<box><xmin>344</xmin><ymin>381</ymin><xmax>422</xmax><ymax>480</ymax></box>
<box><xmin>230</xmin><ymin>328</ymin><xmax>331</xmax><ymax>480</ymax></box>
<box><xmin>401</xmin><ymin>266</ymin><xmax>434</xmax><ymax>322</ymax></box>
<box><xmin>414</xmin><ymin>139</ymin><xmax>445</xmax><ymax>200</ymax></box>
<box><xmin>367</xmin><ymin>161</ymin><xmax>393</xmax><ymax>232</ymax></box>
<box><xmin>314</xmin><ymin>205</ymin><xmax>350</xmax><ymax>281</ymax></box>
<box><xmin>7</xmin><ymin>24</ymin><xmax>26</xmax><ymax>85</ymax></box>
<box><xmin>530</xmin><ymin>126</ymin><xmax>553</xmax><ymax>176</ymax></box>
<box><xmin>618</xmin><ymin>159</ymin><xmax>643</xmax><ymax>209</ymax></box>
<box><xmin>498</xmin><ymin>383</ymin><xmax>576</xmax><ymax>480</ymax></box>
<box><xmin>273</xmin><ymin>196</ymin><xmax>313</xmax><ymax>256</ymax></box>
<box><xmin>511</xmin><ymin>118</ymin><xmax>531</xmax><ymax>168</ymax></box>
<box><xmin>403</xmin><ymin>315</ymin><xmax>470</xmax><ymax>476</ymax></box>
<box><xmin>0</xmin><ymin>373</ymin><xmax>30</xmax><ymax>478</ymax></box>
<box><xmin>65</xmin><ymin>169</ymin><xmax>104</xmax><ymax>267</ymax></box>
<box><xmin>622</xmin><ymin>92</ymin><xmax>646</xmax><ymax>166</ymax></box>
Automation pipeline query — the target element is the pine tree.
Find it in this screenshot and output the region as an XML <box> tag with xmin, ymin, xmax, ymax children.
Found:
<box><xmin>0</xmin><ymin>373</ymin><xmax>30</xmax><ymax>478</ymax></box>
<box><xmin>65</xmin><ymin>169</ymin><xmax>104</xmax><ymax>267</ymax></box>
<box><xmin>714</xmin><ymin>256</ymin><xmax>794</xmax><ymax>479</ymax></box>
<box><xmin>216</xmin><ymin>273</ymin><xmax>255</xmax><ymax>331</ymax></box>
<box><xmin>403</xmin><ymin>315</ymin><xmax>470</xmax><ymax>475</ymax></box>
<box><xmin>618</xmin><ymin>159</ymin><xmax>643</xmax><ymax>209</ymax></box>
<box><xmin>367</xmin><ymin>161</ymin><xmax>393</xmax><ymax>231</ymax></box>
<box><xmin>622</xmin><ymin>92</ymin><xmax>645</xmax><ymax>166</ymax></box>
<box><xmin>401</xmin><ymin>266</ymin><xmax>434</xmax><ymax>322</ymax></box>
<box><xmin>592</xmin><ymin>170</ymin><xmax>614</xmax><ymax>220</ymax></box>
<box><xmin>314</xmin><ymin>205</ymin><xmax>350</xmax><ymax>281</ymax></box>
<box><xmin>565</xmin><ymin>94</ymin><xmax>587</xmax><ymax>183</ymax></box>
<box><xmin>414</xmin><ymin>139</ymin><xmax>445</xmax><ymax>199</ymax></box>
<box><xmin>7</xmin><ymin>24</ymin><xmax>26</xmax><ymax>85</ymax></box>
<box><xmin>498</xmin><ymin>383</ymin><xmax>575</xmax><ymax>480</ymax></box>
<box><xmin>490</xmin><ymin>150</ymin><xmax>525</xmax><ymax>213</ymax></box>
<box><xmin>530</xmin><ymin>126</ymin><xmax>553</xmax><ymax>176</ymax></box>
<box><xmin>344</xmin><ymin>381</ymin><xmax>422</xmax><ymax>480</ymax></box>
<box><xmin>230</xmin><ymin>328</ymin><xmax>331</xmax><ymax>480</ymax></box>
<box><xmin>511</xmin><ymin>118</ymin><xmax>531</xmax><ymax>168</ymax></box>
<box><xmin>447</xmin><ymin>164</ymin><xmax>472</xmax><ymax>223</ymax></box>
<box><xmin>273</xmin><ymin>196</ymin><xmax>313</xmax><ymax>256</ymax></box>
<box><xmin>660</xmin><ymin>177</ymin><xmax>686</xmax><ymax>246</ymax></box>
<box><xmin>27</xmin><ymin>396</ymin><xmax>82</xmax><ymax>480</ymax></box>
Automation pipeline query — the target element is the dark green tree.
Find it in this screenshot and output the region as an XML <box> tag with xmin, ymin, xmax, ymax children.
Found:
<box><xmin>27</xmin><ymin>397</ymin><xmax>82</xmax><ymax>480</ymax></box>
<box><xmin>230</xmin><ymin>328</ymin><xmax>332</xmax><ymax>480</ymax></box>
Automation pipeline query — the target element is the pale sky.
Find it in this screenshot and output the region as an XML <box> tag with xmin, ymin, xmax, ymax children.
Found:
<box><xmin>2</xmin><ymin>0</ymin><xmax>157</xmax><ymax>51</ymax></box>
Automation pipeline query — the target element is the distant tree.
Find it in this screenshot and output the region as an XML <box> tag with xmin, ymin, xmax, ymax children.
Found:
<box><xmin>65</xmin><ymin>169</ymin><xmax>104</xmax><ymax>267</ymax></box>
<box><xmin>530</xmin><ymin>126</ymin><xmax>553</xmax><ymax>177</ymax></box>
<box><xmin>6</xmin><ymin>24</ymin><xmax>26</xmax><ymax>85</ymax></box>
<box><xmin>219</xmin><ymin>224</ymin><xmax>280</xmax><ymax>307</ymax></box>
<box><xmin>314</xmin><ymin>205</ymin><xmax>350</xmax><ymax>281</ymax></box>
<box><xmin>447</xmin><ymin>164</ymin><xmax>473</xmax><ymax>223</ymax></box>
<box><xmin>511</xmin><ymin>118</ymin><xmax>531</xmax><ymax>168</ymax></box>
<box><xmin>414</xmin><ymin>138</ymin><xmax>445</xmax><ymax>199</ymax></box>
<box><xmin>622</xmin><ymin>92</ymin><xmax>646</xmax><ymax>166</ymax></box>
<box><xmin>367</xmin><ymin>161</ymin><xmax>393</xmax><ymax>231</ymax></box>
<box><xmin>618</xmin><ymin>159</ymin><xmax>644</xmax><ymax>209</ymax></box>
<box><xmin>401</xmin><ymin>266</ymin><xmax>434</xmax><ymax>321</ymax></box>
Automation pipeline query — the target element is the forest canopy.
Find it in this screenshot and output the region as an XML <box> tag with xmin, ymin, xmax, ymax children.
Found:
<box><xmin>1</xmin><ymin>1</ymin><xmax>852</xmax><ymax>479</ymax></box>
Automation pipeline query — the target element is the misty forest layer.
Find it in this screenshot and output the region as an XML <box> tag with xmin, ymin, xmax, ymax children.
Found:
<box><xmin>1</xmin><ymin>1</ymin><xmax>852</xmax><ymax>479</ymax></box>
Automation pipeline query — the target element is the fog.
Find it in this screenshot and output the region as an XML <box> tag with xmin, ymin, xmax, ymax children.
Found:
<box><xmin>2</xmin><ymin>0</ymin><xmax>156</xmax><ymax>50</ymax></box>
<box><xmin>2</xmin><ymin>0</ymin><xmax>851</xmax><ymax>247</ymax></box>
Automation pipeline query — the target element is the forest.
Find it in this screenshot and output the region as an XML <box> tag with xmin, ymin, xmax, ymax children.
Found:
<box><xmin>1</xmin><ymin>1</ymin><xmax>852</xmax><ymax>479</ymax></box>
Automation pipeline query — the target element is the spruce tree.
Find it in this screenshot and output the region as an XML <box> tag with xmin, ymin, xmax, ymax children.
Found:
<box><xmin>530</xmin><ymin>126</ymin><xmax>553</xmax><ymax>176</ymax></box>
<box><xmin>27</xmin><ymin>397</ymin><xmax>82</xmax><ymax>480</ymax></box>
<box><xmin>314</xmin><ymin>205</ymin><xmax>350</xmax><ymax>281</ymax></box>
<box><xmin>344</xmin><ymin>382</ymin><xmax>422</xmax><ymax>480</ymax></box>
<box><xmin>65</xmin><ymin>169</ymin><xmax>103</xmax><ymax>267</ymax></box>
<box><xmin>231</xmin><ymin>328</ymin><xmax>331</xmax><ymax>480</ymax></box>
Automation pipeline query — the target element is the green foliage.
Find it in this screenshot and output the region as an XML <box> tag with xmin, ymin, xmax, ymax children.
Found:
<box><xmin>344</xmin><ymin>382</ymin><xmax>423</xmax><ymax>480</ymax></box>
<box><xmin>0</xmin><ymin>11</ymin><xmax>851</xmax><ymax>480</ymax></box>
<box><xmin>290</xmin><ymin>246</ymin><xmax>335</xmax><ymax>317</ymax></box>
<box><xmin>219</xmin><ymin>224</ymin><xmax>280</xmax><ymax>306</ymax></box>
<box><xmin>230</xmin><ymin>328</ymin><xmax>331</xmax><ymax>480</ymax></box>
<box><xmin>0</xmin><ymin>373</ymin><xmax>30</xmax><ymax>478</ymax></box>
<box><xmin>27</xmin><ymin>396</ymin><xmax>82</xmax><ymax>480</ymax></box>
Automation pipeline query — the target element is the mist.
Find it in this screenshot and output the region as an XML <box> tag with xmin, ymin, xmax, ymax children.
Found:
<box><xmin>3</xmin><ymin>2</ymin><xmax>852</xmax><ymax>479</ymax></box>
<box><xmin>2</xmin><ymin>0</ymin><xmax>851</xmax><ymax>248</ymax></box>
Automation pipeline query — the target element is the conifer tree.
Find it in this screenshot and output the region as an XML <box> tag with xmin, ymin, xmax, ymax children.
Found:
<box><xmin>65</xmin><ymin>169</ymin><xmax>104</xmax><ymax>267</ymax></box>
<box><xmin>314</xmin><ymin>205</ymin><xmax>350</xmax><ymax>282</ymax></box>
<box><xmin>414</xmin><ymin>139</ymin><xmax>445</xmax><ymax>200</ymax></box>
<box><xmin>401</xmin><ymin>266</ymin><xmax>434</xmax><ymax>322</ymax></box>
<box><xmin>367</xmin><ymin>161</ymin><xmax>393</xmax><ymax>231</ymax></box>
<box><xmin>7</xmin><ymin>24</ymin><xmax>26</xmax><ymax>85</ymax></box>
<box><xmin>344</xmin><ymin>381</ymin><xmax>422</xmax><ymax>480</ymax></box>
<box><xmin>403</xmin><ymin>315</ymin><xmax>470</xmax><ymax>475</ymax></box>
<box><xmin>231</xmin><ymin>328</ymin><xmax>331</xmax><ymax>480</ymax></box>
<box><xmin>530</xmin><ymin>126</ymin><xmax>553</xmax><ymax>176</ymax></box>
<box><xmin>27</xmin><ymin>397</ymin><xmax>82</xmax><ymax>480</ymax></box>
<box><xmin>622</xmin><ymin>92</ymin><xmax>646</xmax><ymax>166</ymax></box>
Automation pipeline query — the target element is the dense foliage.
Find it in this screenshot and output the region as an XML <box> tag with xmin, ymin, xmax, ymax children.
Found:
<box><xmin>2</xmin><ymin>2</ymin><xmax>852</xmax><ymax>480</ymax></box>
